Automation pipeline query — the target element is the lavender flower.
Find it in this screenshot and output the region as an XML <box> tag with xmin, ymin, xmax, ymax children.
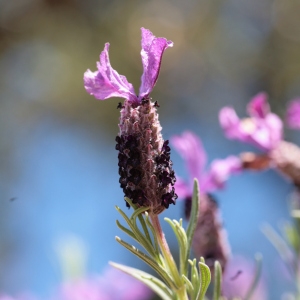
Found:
<box><xmin>219</xmin><ymin>92</ymin><xmax>283</xmax><ymax>151</ymax></box>
<box><xmin>286</xmin><ymin>98</ymin><xmax>300</xmax><ymax>129</ymax></box>
<box><xmin>0</xmin><ymin>295</ymin><xmax>38</xmax><ymax>300</ymax></box>
<box><xmin>171</xmin><ymin>131</ymin><xmax>240</xmax><ymax>270</ymax></box>
<box><xmin>84</xmin><ymin>28</ymin><xmax>177</xmax><ymax>214</ymax></box>
<box><xmin>219</xmin><ymin>93</ymin><xmax>300</xmax><ymax>187</ymax></box>
<box><xmin>171</xmin><ymin>131</ymin><xmax>242</xmax><ymax>199</ymax></box>
<box><xmin>222</xmin><ymin>256</ymin><xmax>267</xmax><ymax>300</ymax></box>
<box><xmin>55</xmin><ymin>267</ymin><xmax>152</xmax><ymax>300</ymax></box>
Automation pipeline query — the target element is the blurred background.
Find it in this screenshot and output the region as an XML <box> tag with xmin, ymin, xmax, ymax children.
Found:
<box><xmin>0</xmin><ymin>0</ymin><xmax>300</xmax><ymax>299</ymax></box>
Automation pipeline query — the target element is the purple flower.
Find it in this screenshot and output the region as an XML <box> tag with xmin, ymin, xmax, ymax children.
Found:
<box><xmin>192</xmin><ymin>194</ymin><xmax>231</xmax><ymax>272</ymax></box>
<box><xmin>84</xmin><ymin>27</ymin><xmax>173</xmax><ymax>105</ymax></box>
<box><xmin>171</xmin><ymin>131</ymin><xmax>242</xmax><ymax>199</ymax></box>
<box><xmin>55</xmin><ymin>267</ymin><xmax>152</xmax><ymax>300</ymax></box>
<box><xmin>171</xmin><ymin>131</ymin><xmax>240</xmax><ymax>271</ymax></box>
<box><xmin>222</xmin><ymin>256</ymin><xmax>267</xmax><ymax>300</ymax></box>
<box><xmin>219</xmin><ymin>92</ymin><xmax>283</xmax><ymax>151</ymax></box>
<box><xmin>84</xmin><ymin>28</ymin><xmax>176</xmax><ymax>213</ymax></box>
<box><xmin>286</xmin><ymin>98</ymin><xmax>300</xmax><ymax>129</ymax></box>
<box><xmin>0</xmin><ymin>294</ymin><xmax>38</xmax><ymax>300</ymax></box>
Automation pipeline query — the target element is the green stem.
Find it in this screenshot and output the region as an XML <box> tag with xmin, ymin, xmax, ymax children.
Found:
<box><xmin>150</xmin><ymin>214</ymin><xmax>188</xmax><ymax>300</ymax></box>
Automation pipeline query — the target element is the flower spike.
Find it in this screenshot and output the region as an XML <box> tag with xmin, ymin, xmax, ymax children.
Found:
<box><xmin>84</xmin><ymin>28</ymin><xmax>176</xmax><ymax>214</ymax></box>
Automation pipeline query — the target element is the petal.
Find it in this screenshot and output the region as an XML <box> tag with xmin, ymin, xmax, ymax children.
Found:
<box><xmin>250</xmin><ymin>113</ymin><xmax>283</xmax><ymax>151</ymax></box>
<box><xmin>222</xmin><ymin>256</ymin><xmax>268</xmax><ymax>300</ymax></box>
<box><xmin>247</xmin><ymin>92</ymin><xmax>269</xmax><ymax>118</ymax></box>
<box><xmin>219</xmin><ymin>102</ymin><xmax>283</xmax><ymax>151</ymax></box>
<box><xmin>171</xmin><ymin>131</ymin><xmax>207</xmax><ymax>185</ymax></box>
<box><xmin>139</xmin><ymin>28</ymin><xmax>173</xmax><ymax>99</ymax></box>
<box><xmin>84</xmin><ymin>43</ymin><xmax>138</xmax><ymax>103</ymax></box>
<box><xmin>202</xmin><ymin>156</ymin><xmax>242</xmax><ymax>192</ymax></box>
<box><xmin>286</xmin><ymin>98</ymin><xmax>300</xmax><ymax>129</ymax></box>
<box><xmin>219</xmin><ymin>107</ymin><xmax>245</xmax><ymax>140</ymax></box>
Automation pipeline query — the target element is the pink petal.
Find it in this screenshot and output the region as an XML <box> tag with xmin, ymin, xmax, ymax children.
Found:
<box><xmin>219</xmin><ymin>107</ymin><xmax>245</xmax><ymax>140</ymax></box>
<box><xmin>247</xmin><ymin>92</ymin><xmax>269</xmax><ymax>118</ymax></box>
<box><xmin>250</xmin><ymin>113</ymin><xmax>283</xmax><ymax>150</ymax></box>
<box><xmin>56</xmin><ymin>268</ymin><xmax>152</xmax><ymax>300</ymax></box>
<box><xmin>222</xmin><ymin>256</ymin><xmax>268</xmax><ymax>300</ymax></box>
<box><xmin>171</xmin><ymin>131</ymin><xmax>206</xmax><ymax>185</ymax></box>
<box><xmin>139</xmin><ymin>28</ymin><xmax>173</xmax><ymax>99</ymax></box>
<box><xmin>202</xmin><ymin>156</ymin><xmax>242</xmax><ymax>192</ymax></box>
<box><xmin>219</xmin><ymin>97</ymin><xmax>283</xmax><ymax>151</ymax></box>
<box><xmin>286</xmin><ymin>98</ymin><xmax>300</xmax><ymax>129</ymax></box>
<box><xmin>84</xmin><ymin>43</ymin><xmax>138</xmax><ymax>103</ymax></box>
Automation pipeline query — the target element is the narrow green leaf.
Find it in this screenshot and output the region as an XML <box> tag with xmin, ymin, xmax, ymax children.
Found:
<box><xmin>129</xmin><ymin>201</ymin><xmax>153</xmax><ymax>245</ymax></box>
<box><xmin>283</xmin><ymin>222</ymin><xmax>300</xmax><ymax>254</ymax></box>
<box><xmin>116</xmin><ymin>220</ymin><xmax>136</xmax><ymax>240</ymax></box>
<box><xmin>186</xmin><ymin>180</ymin><xmax>200</xmax><ymax>274</ymax></box>
<box><xmin>165</xmin><ymin>218</ymin><xmax>188</xmax><ymax>275</ymax></box>
<box><xmin>116</xmin><ymin>206</ymin><xmax>156</xmax><ymax>258</ymax></box>
<box><xmin>115</xmin><ymin>236</ymin><xmax>177</xmax><ymax>290</ymax></box>
<box><xmin>213</xmin><ymin>261</ymin><xmax>222</xmax><ymax>300</ymax></box>
<box><xmin>188</xmin><ymin>259</ymin><xmax>200</xmax><ymax>300</ymax></box>
<box><xmin>261</xmin><ymin>223</ymin><xmax>295</xmax><ymax>274</ymax></box>
<box><xmin>182</xmin><ymin>274</ymin><xmax>194</xmax><ymax>295</ymax></box>
<box><xmin>197</xmin><ymin>262</ymin><xmax>211</xmax><ymax>300</ymax></box>
<box><xmin>110</xmin><ymin>261</ymin><xmax>174</xmax><ymax>300</ymax></box>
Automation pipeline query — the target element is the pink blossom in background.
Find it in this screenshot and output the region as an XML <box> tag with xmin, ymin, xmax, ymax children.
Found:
<box><xmin>219</xmin><ymin>92</ymin><xmax>283</xmax><ymax>151</ymax></box>
<box><xmin>222</xmin><ymin>256</ymin><xmax>267</xmax><ymax>300</ymax></box>
<box><xmin>0</xmin><ymin>294</ymin><xmax>38</xmax><ymax>300</ymax></box>
<box><xmin>286</xmin><ymin>99</ymin><xmax>300</xmax><ymax>129</ymax></box>
<box><xmin>55</xmin><ymin>267</ymin><xmax>152</xmax><ymax>300</ymax></box>
<box><xmin>84</xmin><ymin>27</ymin><xmax>173</xmax><ymax>105</ymax></box>
<box><xmin>171</xmin><ymin>131</ymin><xmax>236</xmax><ymax>271</ymax></box>
<box><xmin>171</xmin><ymin>131</ymin><xmax>242</xmax><ymax>199</ymax></box>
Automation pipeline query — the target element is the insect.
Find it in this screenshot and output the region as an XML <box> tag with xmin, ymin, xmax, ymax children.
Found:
<box><xmin>117</xmin><ymin>102</ymin><xmax>124</xmax><ymax>109</ymax></box>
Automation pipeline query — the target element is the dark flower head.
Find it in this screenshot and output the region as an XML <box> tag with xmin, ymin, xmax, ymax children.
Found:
<box><xmin>192</xmin><ymin>194</ymin><xmax>230</xmax><ymax>273</ymax></box>
<box><xmin>84</xmin><ymin>28</ymin><xmax>176</xmax><ymax>214</ymax></box>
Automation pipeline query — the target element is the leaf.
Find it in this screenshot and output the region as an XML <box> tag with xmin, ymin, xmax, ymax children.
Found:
<box><xmin>261</xmin><ymin>223</ymin><xmax>295</xmax><ymax>274</ymax></box>
<box><xmin>165</xmin><ymin>218</ymin><xmax>188</xmax><ymax>275</ymax></box>
<box><xmin>185</xmin><ymin>179</ymin><xmax>200</xmax><ymax>273</ymax></box>
<box><xmin>110</xmin><ymin>261</ymin><xmax>174</xmax><ymax>300</ymax></box>
<box><xmin>189</xmin><ymin>259</ymin><xmax>200</xmax><ymax>300</ymax></box>
<box><xmin>115</xmin><ymin>205</ymin><xmax>156</xmax><ymax>258</ymax></box>
<box><xmin>197</xmin><ymin>261</ymin><xmax>211</xmax><ymax>300</ymax></box>
<box><xmin>212</xmin><ymin>261</ymin><xmax>221</xmax><ymax>300</ymax></box>
<box><xmin>115</xmin><ymin>236</ymin><xmax>177</xmax><ymax>289</ymax></box>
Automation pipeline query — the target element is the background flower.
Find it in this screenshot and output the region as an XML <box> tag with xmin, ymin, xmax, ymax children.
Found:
<box><xmin>286</xmin><ymin>99</ymin><xmax>300</xmax><ymax>129</ymax></box>
<box><xmin>219</xmin><ymin>93</ymin><xmax>283</xmax><ymax>151</ymax></box>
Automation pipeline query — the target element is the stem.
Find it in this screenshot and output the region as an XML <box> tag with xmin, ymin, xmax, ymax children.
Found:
<box><xmin>150</xmin><ymin>214</ymin><xmax>188</xmax><ymax>300</ymax></box>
